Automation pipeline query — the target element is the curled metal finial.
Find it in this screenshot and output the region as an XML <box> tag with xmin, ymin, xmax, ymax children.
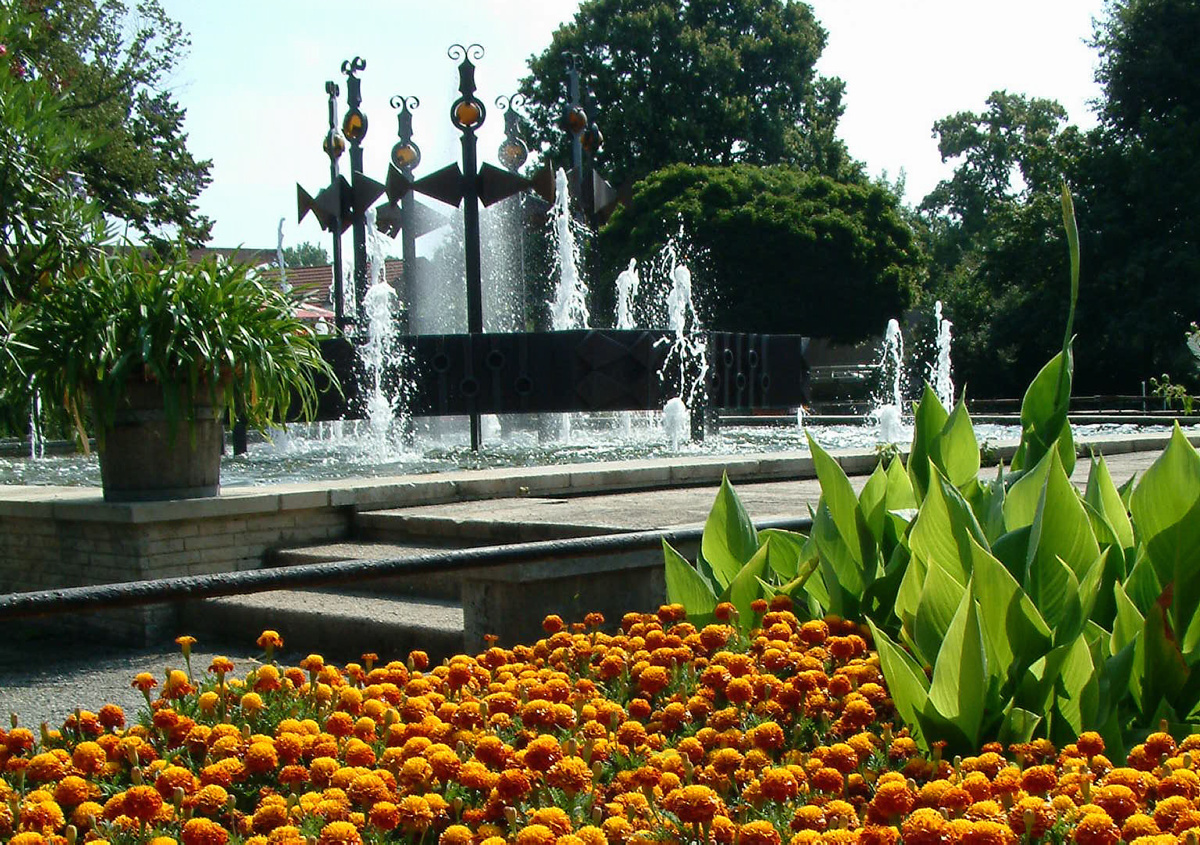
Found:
<box><xmin>325</xmin><ymin>81</ymin><xmax>340</xmax><ymax>98</ymax></box>
<box><xmin>390</xmin><ymin>95</ymin><xmax>420</xmax><ymax>112</ymax></box>
<box><xmin>447</xmin><ymin>43</ymin><xmax>485</xmax><ymax>62</ymax></box>
<box><xmin>495</xmin><ymin>93</ymin><xmax>526</xmax><ymax>112</ymax></box>
<box><xmin>563</xmin><ymin>52</ymin><xmax>582</xmax><ymax>70</ymax></box>
<box><xmin>341</xmin><ymin>56</ymin><xmax>366</xmax><ymax>77</ymax></box>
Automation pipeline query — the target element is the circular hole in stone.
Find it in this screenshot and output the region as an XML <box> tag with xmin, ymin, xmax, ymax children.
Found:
<box><xmin>486</xmin><ymin>350</ymin><xmax>505</xmax><ymax>370</ymax></box>
<box><xmin>432</xmin><ymin>353</ymin><xmax>450</xmax><ymax>373</ymax></box>
<box><xmin>460</xmin><ymin>378</ymin><xmax>479</xmax><ymax>397</ymax></box>
<box><xmin>514</xmin><ymin>376</ymin><xmax>533</xmax><ymax>396</ymax></box>
<box><xmin>761</xmin><ymin>374</ymin><xmax>771</xmax><ymax>390</ymax></box>
<box><xmin>748</xmin><ymin>349</ymin><xmax>760</xmax><ymax>368</ymax></box>
<box><xmin>723</xmin><ymin>349</ymin><xmax>734</xmax><ymax>367</ymax></box>
<box><xmin>736</xmin><ymin>373</ymin><xmax>747</xmax><ymax>390</ymax></box>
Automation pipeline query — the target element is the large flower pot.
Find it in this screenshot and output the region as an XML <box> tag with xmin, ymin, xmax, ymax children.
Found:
<box><xmin>97</xmin><ymin>380</ymin><xmax>223</xmax><ymax>502</ymax></box>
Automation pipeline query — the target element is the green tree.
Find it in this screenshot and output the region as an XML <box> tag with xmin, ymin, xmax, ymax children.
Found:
<box><xmin>923</xmin><ymin>0</ymin><xmax>1200</xmax><ymax>397</ymax></box>
<box><xmin>8</xmin><ymin>0</ymin><xmax>213</xmax><ymax>248</ymax></box>
<box><xmin>282</xmin><ymin>242</ymin><xmax>330</xmax><ymax>268</ymax></box>
<box><xmin>918</xmin><ymin>92</ymin><xmax>1086</xmax><ymax>396</ymax></box>
<box><xmin>598</xmin><ymin>163</ymin><xmax>921</xmax><ymax>341</ymax></box>
<box><xmin>518</xmin><ymin>0</ymin><xmax>855</xmax><ymax>188</ymax></box>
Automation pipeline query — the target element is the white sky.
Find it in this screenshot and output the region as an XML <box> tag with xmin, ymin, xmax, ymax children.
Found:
<box><xmin>160</xmin><ymin>0</ymin><xmax>1107</xmax><ymax>249</ymax></box>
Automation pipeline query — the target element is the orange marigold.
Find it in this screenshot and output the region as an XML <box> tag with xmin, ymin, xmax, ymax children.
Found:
<box><xmin>181</xmin><ymin>817</ymin><xmax>231</xmax><ymax>845</ymax></box>
<box><xmin>1073</xmin><ymin>812</ymin><xmax>1120</xmax><ymax>845</ymax></box>
<box><xmin>902</xmin><ymin>807</ymin><xmax>954</xmax><ymax>845</ymax></box>
<box><xmin>959</xmin><ymin>821</ymin><xmax>1017</xmax><ymax>845</ymax></box>
<box><xmin>740</xmin><ymin>819</ymin><xmax>783</xmax><ymax>845</ymax></box>
<box><xmin>670</xmin><ymin>785</ymin><xmax>722</xmax><ymax>825</ymax></box>
<box><xmin>515</xmin><ymin>823</ymin><xmax>557</xmax><ymax>845</ymax></box>
<box><xmin>315</xmin><ymin>820</ymin><xmax>361</xmax><ymax>844</ymax></box>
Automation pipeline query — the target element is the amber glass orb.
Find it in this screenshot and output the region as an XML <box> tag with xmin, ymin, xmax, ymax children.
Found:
<box><xmin>391</xmin><ymin>142</ymin><xmax>420</xmax><ymax>170</ymax></box>
<box><xmin>342</xmin><ymin>110</ymin><xmax>367</xmax><ymax>142</ymax></box>
<box><xmin>454</xmin><ymin>100</ymin><xmax>483</xmax><ymax>128</ymax></box>
<box><xmin>562</xmin><ymin>106</ymin><xmax>588</xmax><ymax>135</ymax></box>
<box><xmin>498</xmin><ymin>138</ymin><xmax>528</xmax><ymax>171</ymax></box>
<box><xmin>323</xmin><ymin>130</ymin><xmax>346</xmax><ymax>158</ymax></box>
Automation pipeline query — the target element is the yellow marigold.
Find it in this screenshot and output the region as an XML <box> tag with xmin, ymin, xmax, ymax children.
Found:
<box><xmin>791</xmin><ymin>805</ymin><xmax>827</xmax><ymax>832</ymax></box>
<box><xmin>348</xmin><ymin>773</ymin><xmax>390</xmax><ymax>807</ymax></box>
<box><xmin>574</xmin><ymin>825</ymin><xmax>607</xmax><ymax>845</ymax></box>
<box><xmin>524</xmin><ymin>734</ymin><xmax>564</xmax><ymax>772</ymax></box>
<box><xmin>739</xmin><ymin>820</ymin><xmax>783</xmax><ymax>845</ymax></box>
<box><xmin>396</xmin><ymin>795</ymin><xmax>434</xmax><ymax>833</ymax></box>
<box><xmin>9</xmin><ymin>835</ymin><xmax>48</xmax><ymax>845</ymax></box>
<box><xmin>1151</xmin><ymin>795</ymin><xmax>1191</xmax><ymax>832</ymax></box>
<box><xmin>71</xmin><ymin>800</ymin><xmax>104</xmax><ymax>829</ymax></box>
<box><xmin>52</xmin><ymin>775</ymin><xmax>94</xmax><ymax>806</ymax></box>
<box><xmin>902</xmin><ymin>807</ymin><xmax>954</xmax><ymax>845</ymax></box>
<box><xmin>19</xmin><ymin>799</ymin><xmax>64</xmax><ymax>832</ymax></box>
<box><xmin>181</xmin><ymin>817</ymin><xmax>231</xmax><ymax>845</ymax></box>
<box><xmin>871</xmin><ymin>779</ymin><xmax>915</xmax><ymax>819</ymax></box>
<box><xmin>1072</xmin><ymin>812</ymin><xmax>1120</xmax><ymax>845</ymax></box>
<box><xmin>438</xmin><ymin>824</ymin><xmax>474</xmax><ymax>844</ymax></box>
<box><xmin>547</xmin><ymin>756</ymin><xmax>593</xmax><ymax>796</ymax></box>
<box><xmin>71</xmin><ymin>741</ymin><xmax>107</xmax><ymax>776</ymax></box>
<box><xmin>244</xmin><ymin>741</ymin><xmax>278</xmax><ymax>775</ymax></box>
<box><xmin>1007</xmin><ymin>796</ymin><xmax>1057</xmax><ymax>840</ymax></box>
<box><xmin>515</xmin><ymin>824</ymin><xmax>558</xmax><ymax>845</ymax></box>
<box><xmin>267</xmin><ymin>826</ymin><xmax>305</xmax><ymax>844</ymax></box>
<box><xmin>316</xmin><ymin>820</ymin><xmax>362</xmax><ymax>844</ymax></box>
<box><xmin>958</xmin><ymin>820</ymin><xmax>1016</xmax><ymax>845</ymax></box>
<box><xmin>530</xmin><ymin>806</ymin><xmax>572</xmax><ymax>836</ymax></box>
<box><xmin>251</xmin><ymin>799</ymin><xmax>290</xmax><ymax>834</ymax></box>
<box><xmin>149</xmin><ymin>837</ymin><xmax>179</xmax><ymax>845</ymax></box>
<box><xmin>1121</xmin><ymin>814</ymin><xmax>1160</xmax><ymax>841</ymax></box>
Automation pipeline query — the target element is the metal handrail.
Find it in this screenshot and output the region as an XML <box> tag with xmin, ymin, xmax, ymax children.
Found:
<box><xmin>0</xmin><ymin>516</ymin><xmax>813</xmax><ymax>620</ymax></box>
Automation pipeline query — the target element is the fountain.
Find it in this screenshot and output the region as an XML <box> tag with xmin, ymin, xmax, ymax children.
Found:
<box><xmin>874</xmin><ymin>318</ymin><xmax>906</xmax><ymax>445</ymax></box>
<box><xmin>930</xmin><ymin>300</ymin><xmax>954</xmax><ymax>409</ymax></box>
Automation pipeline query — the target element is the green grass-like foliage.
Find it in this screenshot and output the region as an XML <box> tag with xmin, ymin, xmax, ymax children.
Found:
<box><xmin>666</xmin><ymin>187</ymin><xmax>1200</xmax><ymax>756</ymax></box>
<box><xmin>15</xmin><ymin>246</ymin><xmax>337</xmax><ymax>448</ymax></box>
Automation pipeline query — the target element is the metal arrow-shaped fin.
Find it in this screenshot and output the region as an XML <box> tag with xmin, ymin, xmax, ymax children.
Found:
<box><xmin>477</xmin><ymin>162</ymin><xmax>532</xmax><ymax>207</ymax></box>
<box><xmin>413</xmin><ymin>163</ymin><xmax>465</xmax><ymax>207</ymax></box>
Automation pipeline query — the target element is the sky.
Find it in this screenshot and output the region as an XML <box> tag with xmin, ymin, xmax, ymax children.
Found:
<box><xmin>160</xmin><ymin>0</ymin><xmax>1109</xmax><ymax>251</ymax></box>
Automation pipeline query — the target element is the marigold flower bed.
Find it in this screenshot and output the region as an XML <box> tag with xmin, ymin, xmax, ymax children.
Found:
<box><xmin>1</xmin><ymin>603</ymin><xmax>1196</xmax><ymax>845</ymax></box>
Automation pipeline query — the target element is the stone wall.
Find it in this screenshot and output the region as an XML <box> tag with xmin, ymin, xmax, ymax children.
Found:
<box><xmin>0</xmin><ymin>493</ymin><xmax>352</xmax><ymax>644</ymax></box>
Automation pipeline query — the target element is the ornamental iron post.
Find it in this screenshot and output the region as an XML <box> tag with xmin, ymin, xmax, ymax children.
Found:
<box><xmin>496</xmin><ymin>93</ymin><xmax>529</xmax><ymax>331</ymax></box>
<box><xmin>341</xmin><ymin>57</ymin><xmax>371</xmax><ymax>325</ymax></box>
<box><xmin>296</xmin><ymin>81</ymin><xmax>350</xmax><ymax>332</ymax></box>
<box><xmin>386</xmin><ymin>44</ymin><xmax>533</xmax><ymax>450</ymax></box>
<box><xmin>388</xmin><ymin>95</ymin><xmax>420</xmax><ymax>335</ymax></box>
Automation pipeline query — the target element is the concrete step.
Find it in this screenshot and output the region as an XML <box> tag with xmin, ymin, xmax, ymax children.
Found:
<box><xmin>180</xmin><ymin>588</ymin><xmax>465</xmax><ymax>663</ymax></box>
<box><xmin>266</xmin><ymin>540</ymin><xmax>492</xmax><ymax>602</ymax></box>
<box><xmin>355</xmin><ymin>499</ymin><xmax>648</xmax><ymax>544</ymax></box>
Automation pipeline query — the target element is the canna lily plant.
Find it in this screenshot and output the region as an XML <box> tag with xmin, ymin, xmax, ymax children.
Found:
<box><xmin>666</xmin><ymin>186</ymin><xmax>1200</xmax><ymax>756</ymax></box>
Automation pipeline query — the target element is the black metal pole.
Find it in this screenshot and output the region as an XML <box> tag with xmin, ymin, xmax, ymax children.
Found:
<box><xmin>343</xmin><ymin>58</ymin><xmax>370</xmax><ymax>331</ymax></box>
<box><xmin>451</xmin><ymin>45</ymin><xmax>488</xmax><ymax>451</ymax></box>
<box><xmin>390</xmin><ymin>95</ymin><xmax>421</xmax><ymax>337</ymax></box>
<box><xmin>325</xmin><ymin>81</ymin><xmax>347</xmax><ymax>333</ymax></box>
<box><xmin>566</xmin><ymin>55</ymin><xmax>583</xmax><ymax>204</ymax></box>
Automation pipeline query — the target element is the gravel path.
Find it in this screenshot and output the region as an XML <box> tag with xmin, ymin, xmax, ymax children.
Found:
<box><xmin>0</xmin><ymin>634</ymin><xmax>273</xmax><ymax>729</ymax></box>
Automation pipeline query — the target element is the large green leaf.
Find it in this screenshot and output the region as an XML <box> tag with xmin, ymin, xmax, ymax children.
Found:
<box><xmin>806</xmin><ymin>432</ymin><xmax>872</xmax><ymax>572</ymax></box>
<box><xmin>909</xmin><ymin>464</ymin><xmax>989</xmax><ymax>586</ymax></box>
<box><xmin>1122</xmin><ymin>550</ymin><xmax>1165</xmax><ymax>616</ymax></box>
<box><xmin>1027</xmin><ymin>551</ymin><xmax>1080</xmax><ymax>638</ymax></box>
<box><xmin>664</xmin><ymin>539</ymin><xmax>718</xmax><ymax>621</ymax></box>
<box><xmin>886</xmin><ymin>455</ymin><xmax>918</xmax><ymax>512</ymax></box>
<box><xmin>927</xmin><ymin>583</ymin><xmax>987</xmax><ymax>749</ymax></box>
<box><xmin>974</xmin><ymin>470</ymin><xmax>1008</xmax><ymax>545</ymax></box>
<box><xmin>912</xmin><ymin>561</ymin><xmax>967</xmax><ymax>669</ymax></box>
<box><xmin>859</xmin><ymin>463</ymin><xmax>889</xmax><ymax>545</ymax></box>
<box><xmin>1053</xmin><ymin>633</ymin><xmax>1099</xmax><ymax>741</ymax></box>
<box><xmin>969</xmin><ymin>535</ymin><xmax>1052</xmax><ymax>684</ymax></box>
<box><xmin>720</xmin><ymin>542</ymin><xmax>770</xmax><ymax>628</ymax></box>
<box><xmin>1142</xmin><ymin>603</ymin><xmax>1189</xmax><ymax>720</ymax></box>
<box><xmin>759</xmin><ymin>528</ymin><xmax>806</xmax><ymax>581</ymax></box>
<box><xmin>1129</xmin><ymin>425</ymin><xmax>1200</xmax><ymax>659</ymax></box>
<box><xmin>867</xmin><ymin>620</ymin><xmax>930</xmax><ymax>750</ymax></box>
<box><xmin>810</xmin><ymin>501</ymin><xmax>863</xmax><ymax>615</ymax></box>
<box><xmin>931</xmin><ymin>399</ymin><xmax>981</xmax><ymax>489</ymax></box>
<box><xmin>701</xmin><ymin>473</ymin><xmax>759</xmax><ymax>590</ymax></box>
<box><xmin>1085</xmin><ymin>456</ymin><xmax>1135</xmax><ymax>551</ymax></box>
<box><xmin>894</xmin><ymin>553</ymin><xmax>927</xmax><ymax>637</ymax></box>
<box><xmin>908</xmin><ymin>383</ymin><xmax>949</xmax><ymax>502</ymax></box>
<box><xmin>1003</xmin><ymin>448</ymin><xmax>1053</xmax><ymax>531</ymax></box>
<box><xmin>1026</xmin><ymin>448</ymin><xmax>1100</xmax><ymax>582</ymax></box>
<box><xmin>1011</xmin><ymin>347</ymin><xmax>1075</xmax><ymax>476</ymax></box>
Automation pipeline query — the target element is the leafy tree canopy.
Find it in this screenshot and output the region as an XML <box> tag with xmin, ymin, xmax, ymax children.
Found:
<box><xmin>518</xmin><ymin>0</ymin><xmax>856</xmax><ymax>188</ymax></box>
<box><xmin>8</xmin><ymin>0</ymin><xmax>213</xmax><ymax>248</ymax></box>
<box><xmin>282</xmin><ymin>242</ymin><xmax>330</xmax><ymax>268</ymax></box>
<box><xmin>598</xmin><ymin>163</ymin><xmax>921</xmax><ymax>342</ymax></box>
<box><xmin>921</xmin><ymin>0</ymin><xmax>1200</xmax><ymax>397</ymax></box>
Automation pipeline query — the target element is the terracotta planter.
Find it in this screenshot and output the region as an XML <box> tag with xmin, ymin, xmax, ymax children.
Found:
<box><xmin>97</xmin><ymin>380</ymin><xmax>223</xmax><ymax>502</ymax></box>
